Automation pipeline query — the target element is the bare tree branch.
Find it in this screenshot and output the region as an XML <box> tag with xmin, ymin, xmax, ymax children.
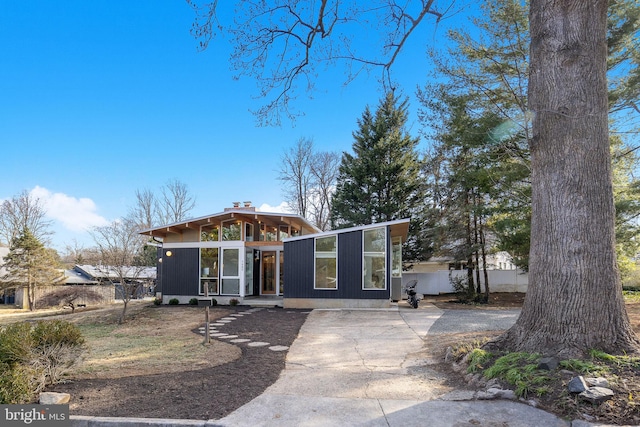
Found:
<box><xmin>0</xmin><ymin>190</ymin><xmax>54</xmax><ymax>246</ymax></box>
<box><xmin>188</xmin><ymin>0</ymin><xmax>448</xmax><ymax>125</ymax></box>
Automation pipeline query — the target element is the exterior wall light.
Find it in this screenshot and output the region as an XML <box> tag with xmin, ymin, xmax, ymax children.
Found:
<box><xmin>166</xmin><ymin>250</ymin><xmax>173</xmax><ymax>257</ymax></box>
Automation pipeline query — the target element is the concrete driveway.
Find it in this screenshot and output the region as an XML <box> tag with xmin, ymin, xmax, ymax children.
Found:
<box><xmin>216</xmin><ymin>304</ymin><xmax>569</xmax><ymax>427</ymax></box>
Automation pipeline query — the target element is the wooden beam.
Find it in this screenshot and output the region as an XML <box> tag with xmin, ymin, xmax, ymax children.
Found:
<box><xmin>165</xmin><ymin>226</ymin><xmax>181</xmax><ymax>234</ymax></box>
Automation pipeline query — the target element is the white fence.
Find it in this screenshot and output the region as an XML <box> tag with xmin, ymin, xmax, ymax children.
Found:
<box><xmin>402</xmin><ymin>269</ymin><xmax>528</xmax><ymax>295</ymax></box>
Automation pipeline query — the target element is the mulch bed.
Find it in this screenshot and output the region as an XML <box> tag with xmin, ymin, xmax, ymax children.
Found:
<box><xmin>53</xmin><ymin>307</ymin><xmax>309</xmax><ymax>420</ymax></box>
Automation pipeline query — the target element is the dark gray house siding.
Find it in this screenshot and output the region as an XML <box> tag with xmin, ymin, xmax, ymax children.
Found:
<box><xmin>284</xmin><ymin>229</ymin><xmax>390</xmax><ymax>300</ymax></box>
<box><xmin>283</xmin><ymin>239</ymin><xmax>314</xmax><ymax>298</ymax></box>
<box><xmin>159</xmin><ymin>248</ymin><xmax>199</xmax><ymax>296</ymax></box>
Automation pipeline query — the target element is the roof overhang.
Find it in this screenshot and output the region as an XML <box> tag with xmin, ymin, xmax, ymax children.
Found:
<box><xmin>283</xmin><ymin>218</ymin><xmax>410</xmax><ymax>243</ymax></box>
<box><xmin>139</xmin><ymin>210</ymin><xmax>321</xmax><ymax>239</ymax></box>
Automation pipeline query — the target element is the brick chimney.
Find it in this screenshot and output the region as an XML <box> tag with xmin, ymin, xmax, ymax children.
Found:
<box><xmin>224</xmin><ymin>201</ymin><xmax>256</xmax><ymax>212</ymax></box>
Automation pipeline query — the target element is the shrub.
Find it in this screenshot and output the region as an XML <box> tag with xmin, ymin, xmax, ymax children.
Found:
<box><xmin>30</xmin><ymin>321</ymin><xmax>86</xmax><ymax>385</ymax></box>
<box><xmin>32</xmin><ymin>320</ymin><xmax>85</xmax><ymax>348</ymax></box>
<box><xmin>169</xmin><ymin>298</ymin><xmax>179</xmax><ymax>305</ymax></box>
<box><xmin>0</xmin><ymin>320</ymin><xmax>86</xmax><ymax>404</ymax></box>
<box><xmin>153</xmin><ymin>297</ymin><xmax>162</xmax><ymax>305</ymax></box>
<box><xmin>0</xmin><ymin>323</ymin><xmax>34</xmax><ymax>365</ymax></box>
<box><xmin>229</xmin><ymin>298</ymin><xmax>239</xmax><ymax>306</ymax></box>
<box><xmin>0</xmin><ymin>362</ymin><xmax>39</xmax><ymax>404</ymax></box>
<box><xmin>189</xmin><ymin>298</ymin><xmax>199</xmax><ymax>305</ymax></box>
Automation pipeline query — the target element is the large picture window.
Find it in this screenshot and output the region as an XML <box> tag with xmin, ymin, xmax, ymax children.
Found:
<box><xmin>363</xmin><ymin>227</ymin><xmax>386</xmax><ymax>289</ymax></box>
<box><xmin>315</xmin><ymin>235</ymin><xmax>337</xmax><ymax>289</ymax></box>
<box><xmin>201</xmin><ymin>224</ymin><xmax>219</xmax><ymax>242</ymax></box>
<box><xmin>222</xmin><ymin>220</ymin><xmax>242</xmax><ymax>241</ymax></box>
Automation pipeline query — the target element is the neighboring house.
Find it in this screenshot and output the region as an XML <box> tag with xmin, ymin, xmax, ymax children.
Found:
<box><xmin>140</xmin><ymin>202</ymin><xmax>411</xmax><ymax>308</ymax></box>
<box><xmin>73</xmin><ymin>265</ymin><xmax>156</xmax><ymax>299</ymax></box>
<box><xmin>0</xmin><ymin>245</ymin><xmax>155</xmax><ymax>307</ymax></box>
<box><xmin>62</xmin><ymin>267</ymin><xmax>99</xmax><ymax>285</ymax></box>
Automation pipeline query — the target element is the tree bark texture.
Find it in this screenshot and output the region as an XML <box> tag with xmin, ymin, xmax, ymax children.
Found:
<box><xmin>494</xmin><ymin>0</ymin><xmax>640</xmax><ymax>357</ymax></box>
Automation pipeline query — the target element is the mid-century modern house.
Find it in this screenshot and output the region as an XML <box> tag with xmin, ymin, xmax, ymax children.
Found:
<box><xmin>140</xmin><ymin>202</ymin><xmax>410</xmax><ymax>308</ymax></box>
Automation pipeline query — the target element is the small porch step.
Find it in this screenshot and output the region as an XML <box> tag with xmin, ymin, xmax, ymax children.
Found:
<box><xmin>242</xmin><ymin>296</ymin><xmax>283</xmax><ymax>308</ymax></box>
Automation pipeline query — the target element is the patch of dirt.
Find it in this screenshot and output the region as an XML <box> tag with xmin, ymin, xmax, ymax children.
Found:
<box><xmin>425</xmin><ymin>294</ymin><xmax>640</xmax><ymax>426</ymax></box>
<box><xmin>45</xmin><ymin>304</ymin><xmax>309</xmax><ymax>420</ymax></box>
<box><xmin>424</xmin><ymin>292</ymin><xmax>526</xmax><ymax>309</ymax></box>
<box><xmin>16</xmin><ymin>293</ymin><xmax>640</xmax><ymax>424</ymax></box>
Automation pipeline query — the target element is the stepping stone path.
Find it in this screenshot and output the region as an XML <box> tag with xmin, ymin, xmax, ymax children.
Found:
<box><xmin>197</xmin><ymin>307</ymin><xmax>290</xmax><ymax>353</ymax></box>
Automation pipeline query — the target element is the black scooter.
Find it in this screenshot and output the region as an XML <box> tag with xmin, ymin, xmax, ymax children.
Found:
<box><xmin>405</xmin><ymin>280</ymin><xmax>420</xmax><ymax>309</ymax></box>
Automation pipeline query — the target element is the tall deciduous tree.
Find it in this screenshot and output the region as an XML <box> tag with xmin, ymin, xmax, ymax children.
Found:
<box><xmin>279</xmin><ymin>138</ymin><xmax>314</xmax><ymax>218</ymax></box>
<box><xmin>90</xmin><ymin>219</ymin><xmax>147</xmax><ymax>324</ymax></box>
<box><xmin>0</xmin><ymin>190</ymin><xmax>53</xmax><ymax>247</ymax></box>
<box><xmin>308</xmin><ymin>150</ymin><xmax>340</xmax><ymax>231</ymax></box>
<box><xmin>0</xmin><ymin>228</ymin><xmax>62</xmax><ymax>311</ymax></box>
<box><xmin>492</xmin><ymin>0</ymin><xmax>640</xmax><ymax>357</ymax></box>
<box><xmin>279</xmin><ymin>138</ymin><xmax>340</xmax><ymax>230</ymax></box>
<box><xmin>128</xmin><ymin>179</ymin><xmax>197</xmax><ymax>230</ymax></box>
<box><xmin>157</xmin><ymin>179</ymin><xmax>197</xmax><ymax>225</ymax></box>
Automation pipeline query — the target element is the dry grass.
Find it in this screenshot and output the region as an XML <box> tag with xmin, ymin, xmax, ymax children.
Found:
<box><xmin>1</xmin><ymin>301</ymin><xmax>242</xmax><ymax>380</ymax></box>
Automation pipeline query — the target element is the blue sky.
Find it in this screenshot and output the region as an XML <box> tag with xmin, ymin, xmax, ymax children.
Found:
<box><xmin>0</xmin><ymin>1</ymin><xmax>468</xmax><ymax>251</ymax></box>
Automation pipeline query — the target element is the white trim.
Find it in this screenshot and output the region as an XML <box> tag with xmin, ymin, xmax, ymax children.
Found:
<box><xmin>362</xmin><ymin>226</ymin><xmax>387</xmax><ymax>291</ymax></box>
<box><xmin>314</xmin><ymin>234</ymin><xmax>338</xmax><ymax>290</ymax></box>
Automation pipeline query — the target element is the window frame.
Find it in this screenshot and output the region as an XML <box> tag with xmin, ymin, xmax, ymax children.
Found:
<box><xmin>362</xmin><ymin>227</ymin><xmax>387</xmax><ymax>290</ymax></box>
<box><xmin>314</xmin><ymin>234</ymin><xmax>338</xmax><ymax>290</ymax></box>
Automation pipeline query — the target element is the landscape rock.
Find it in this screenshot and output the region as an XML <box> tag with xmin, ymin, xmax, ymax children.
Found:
<box><xmin>444</xmin><ymin>346</ymin><xmax>454</xmax><ymax>362</ymax></box>
<box><xmin>520</xmin><ymin>398</ymin><xmax>539</xmax><ymax>407</ymax></box>
<box><xmin>568</xmin><ymin>376</ymin><xmax>589</xmax><ymax>393</ymax></box>
<box><xmin>579</xmin><ymin>386</ymin><xmax>614</xmax><ymax>404</ymax></box>
<box><xmin>486</xmin><ymin>387</ymin><xmax>517</xmax><ymax>400</ymax></box>
<box><xmin>538</xmin><ymin>357</ymin><xmax>559</xmax><ymax>371</ymax></box>
<box><xmin>585</xmin><ymin>377</ymin><xmax>609</xmax><ymax>388</ymax></box>
<box><xmin>485</xmin><ymin>378</ymin><xmax>500</xmax><ymax>389</ymax></box>
<box><xmin>475</xmin><ymin>387</ymin><xmax>517</xmax><ymax>401</ymax></box>
<box><xmin>40</xmin><ymin>392</ymin><xmax>70</xmax><ymax>405</ymax></box>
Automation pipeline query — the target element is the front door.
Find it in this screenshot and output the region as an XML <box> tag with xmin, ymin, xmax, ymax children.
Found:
<box><xmin>262</xmin><ymin>251</ymin><xmax>276</xmax><ymax>295</ymax></box>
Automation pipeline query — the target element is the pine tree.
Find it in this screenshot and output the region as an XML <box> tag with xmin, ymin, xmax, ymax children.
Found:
<box><xmin>331</xmin><ymin>93</ymin><xmax>422</xmax><ymax>228</ymax></box>
<box><xmin>1</xmin><ymin>228</ymin><xmax>62</xmax><ymax>311</ymax></box>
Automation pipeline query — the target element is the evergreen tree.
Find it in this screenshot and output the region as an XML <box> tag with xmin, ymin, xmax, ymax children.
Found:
<box><xmin>1</xmin><ymin>228</ymin><xmax>62</xmax><ymax>311</ymax></box>
<box><xmin>332</xmin><ymin>93</ymin><xmax>421</xmax><ymax>225</ymax></box>
<box><xmin>421</xmin><ymin>0</ymin><xmax>640</xmax><ymax>274</ymax></box>
<box><xmin>331</xmin><ymin>93</ymin><xmax>430</xmax><ymax>261</ymax></box>
<box><xmin>424</xmin><ymin>91</ymin><xmax>510</xmax><ymax>301</ymax></box>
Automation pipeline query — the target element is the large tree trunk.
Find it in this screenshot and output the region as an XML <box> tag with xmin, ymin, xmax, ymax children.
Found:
<box><xmin>492</xmin><ymin>0</ymin><xmax>640</xmax><ymax>358</ymax></box>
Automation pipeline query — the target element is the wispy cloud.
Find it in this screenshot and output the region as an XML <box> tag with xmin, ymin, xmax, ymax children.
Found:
<box><xmin>30</xmin><ymin>186</ymin><xmax>109</xmax><ymax>232</ymax></box>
